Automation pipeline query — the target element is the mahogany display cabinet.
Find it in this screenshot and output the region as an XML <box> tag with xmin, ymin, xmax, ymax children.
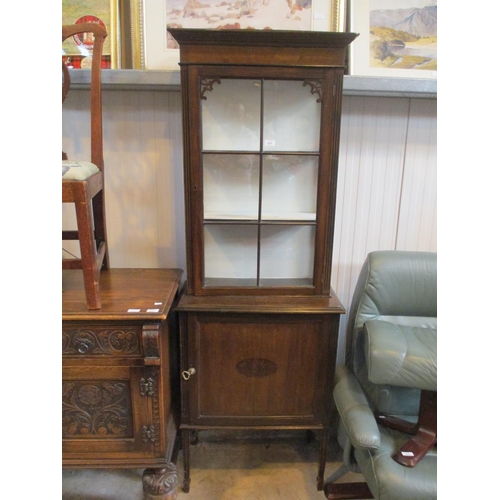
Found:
<box><xmin>168</xmin><ymin>28</ymin><xmax>357</xmax><ymax>493</ymax></box>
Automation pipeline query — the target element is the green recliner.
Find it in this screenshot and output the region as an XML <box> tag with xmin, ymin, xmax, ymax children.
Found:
<box><xmin>325</xmin><ymin>251</ymin><xmax>437</xmax><ymax>500</ymax></box>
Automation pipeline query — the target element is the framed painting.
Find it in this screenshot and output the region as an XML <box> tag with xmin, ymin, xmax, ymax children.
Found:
<box><xmin>143</xmin><ymin>0</ymin><xmax>346</xmax><ymax>70</ymax></box>
<box><xmin>349</xmin><ymin>0</ymin><xmax>437</xmax><ymax>78</ymax></box>
<box><xmin>62</xmin><ymin>0</ymin><xmax>144</xmax><ymax>69</ymax></box>
<box><xmin>62</xmin><ymin>0</ymin><xmax>118</xmax><ymax>68</ymax></box>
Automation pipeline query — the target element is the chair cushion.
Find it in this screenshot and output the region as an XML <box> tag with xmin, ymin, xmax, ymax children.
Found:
<box><xmin>363</xmin><ymin>320</ymin><xmax>437</xmax><ymax>391</ymax></box>
<box><xmin>62</xmin><ymin>160</ymin><xmax>100</xmax><ymax>180</ymax></box>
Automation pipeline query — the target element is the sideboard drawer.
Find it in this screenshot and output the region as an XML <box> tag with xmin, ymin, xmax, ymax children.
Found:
<box><xmin>63</xmin><ymin>324</ymin><xmax>143</xmax><ymax>358</ymax></box>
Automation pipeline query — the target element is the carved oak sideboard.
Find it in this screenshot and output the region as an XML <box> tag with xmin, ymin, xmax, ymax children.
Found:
<box><xmin>62</xmin><ymin>268</ymin><xmax>182</xmax><ymax>500</ymax></box>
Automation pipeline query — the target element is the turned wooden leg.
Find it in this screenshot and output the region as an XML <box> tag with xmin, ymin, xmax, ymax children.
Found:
<box><xmin>316</xmin><ymin>428</ymin><xmax>329</xmax><ymax>491</ymax></box>
<box><xmin>142</xmin><ymin>464</ymin><xmax>179</xmax><ymax>500</ymax></box>
<box><xmin>181</xmin><ymin>429</ymin><xmax>191</xmax><ymax>493</ymax></box>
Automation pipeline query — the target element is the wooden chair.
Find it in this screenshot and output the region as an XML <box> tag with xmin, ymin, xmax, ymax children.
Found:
<box><xmin>62</xmin><ymin>23</ymin><xmax>109</xmax><ymax>309</ymax></box>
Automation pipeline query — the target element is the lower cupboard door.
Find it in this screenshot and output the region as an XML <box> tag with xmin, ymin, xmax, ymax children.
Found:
<box><xmin>62</xmin><ymin>365</ymin><xmax>163</xmax><ymax>460</ymax></box>
<box><xmin>185</xmin><ymin>313</ymin><xmax>333</xmax><ymax>426</ymax></box>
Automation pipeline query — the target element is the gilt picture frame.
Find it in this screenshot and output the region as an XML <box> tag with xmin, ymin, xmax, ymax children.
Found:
<box><xmin>143</xmin><ymin>0</ymin><xmax>347</xmax><ymax>70</ymax></box>
<box><xmin>349</xmin><ymin>0</ymin><xmax>437</xmax><ymax>78</ymax></box>
<box><xmin>62</xmin><ymin>0</ymin><xmax>144</xmax><ymax>69</ymax></box>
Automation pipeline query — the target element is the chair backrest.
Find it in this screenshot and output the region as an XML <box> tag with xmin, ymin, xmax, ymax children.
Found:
<box><xmin>62</xmin><ymin>23</ymin><xmax>107</xmax><ymax>170</ymax></box>
<box><xmin>345</xmin><ymin>250</ymin><xmax>437</xmax><ymax>416</ymax></box>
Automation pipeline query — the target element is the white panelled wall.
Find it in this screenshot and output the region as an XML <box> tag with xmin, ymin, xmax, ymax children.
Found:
<box><xmin>62</xmin><ymin>89</ymin><xmax>436</xmax><ymax>363</ymax></box>
<box><xmin>333</xmin><ymin>95</ymin><xmax>436</xmax><ymax>362</ymax></box>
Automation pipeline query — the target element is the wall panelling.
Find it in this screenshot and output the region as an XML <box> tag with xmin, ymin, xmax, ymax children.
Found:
<box><xmin>62</xmin><ymin>89</ymin><xmax>436</xmax><ymax>363</ymax></box>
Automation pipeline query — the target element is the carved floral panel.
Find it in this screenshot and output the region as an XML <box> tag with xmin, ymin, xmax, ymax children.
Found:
<box><xmin>62</xmin><ymin>381</ymin><xmax>133</xmax><ymax>438</ymax></box>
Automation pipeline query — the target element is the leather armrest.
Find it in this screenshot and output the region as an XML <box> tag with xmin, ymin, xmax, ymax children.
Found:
<box><xmin>363</xmin><ymin>320</ymin><xmax>437</xmax><ymax>391</ymax></box>
<box><xmin>333</xmin><ymin>365</ymin><xmax>380</xmax><ymax>450</ymax></box>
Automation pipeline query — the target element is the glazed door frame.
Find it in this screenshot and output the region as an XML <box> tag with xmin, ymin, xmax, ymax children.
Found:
<box><xmin>181</xmin><ymin>64</ymin><xmax>346</xmax><ymax>297</ymax></box>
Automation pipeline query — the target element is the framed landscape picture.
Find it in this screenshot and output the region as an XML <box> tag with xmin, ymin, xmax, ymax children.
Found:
<box><xmin>349</xmin><ymin>0</ymin><xmax>437</xmax><ymax>78</ymax></box>
<box><xmin>143</xmin><ymin>0</ymin><xmax>346</xmax><ymax>70</ymax></box>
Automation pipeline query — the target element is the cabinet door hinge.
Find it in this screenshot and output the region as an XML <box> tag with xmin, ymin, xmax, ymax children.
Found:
<box><xmin>140</xmin><ymin>376</ymin><xmax>155</xmax><ymax>396</ymax></box>
<box><xmin>142</xmin><ymin>424</ymin><xmax>157</xmax><ymax>443</ymax></box>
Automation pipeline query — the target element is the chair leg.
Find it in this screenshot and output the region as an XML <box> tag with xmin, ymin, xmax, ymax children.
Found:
<box><xmin>92</xmin><ymin>189</ymin><xmax>109</xmax><ymax>270</ymax></box>
<box><xmin>74</xmin><ymin>185</ymin><xmax>101</xmax><ymax>309</ymax></box>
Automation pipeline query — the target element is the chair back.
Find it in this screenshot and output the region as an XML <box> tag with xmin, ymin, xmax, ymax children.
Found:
<box><xmin>62</xmin><ymin>23</ymin><xmax>107</xmax><ymax>169</ymax></box>
<box><xmin>345</xmin><ymin>250</ymin><xmax>437</xmax><ymax>416</ymax></box>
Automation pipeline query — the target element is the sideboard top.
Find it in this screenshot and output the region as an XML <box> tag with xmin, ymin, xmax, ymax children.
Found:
<box><xmin>62</xmin><ymin>268</ymin><xmax>183</xmax><ymax>321</ymax></box>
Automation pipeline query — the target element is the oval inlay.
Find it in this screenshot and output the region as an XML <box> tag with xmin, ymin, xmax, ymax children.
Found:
<box><xmin>236</xmin><ymin>358</ymin><xmax>277</xmax><ymax>378</ymax></box>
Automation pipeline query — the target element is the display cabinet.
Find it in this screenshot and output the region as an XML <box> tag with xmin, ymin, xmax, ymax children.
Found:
<box><xmin>169</xmin><ymin>28</ymin><xmax>357</xmax><ymax>493</ymax></box>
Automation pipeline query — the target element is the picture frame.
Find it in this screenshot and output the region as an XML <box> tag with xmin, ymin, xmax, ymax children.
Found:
<box><xmin>121</xmin><ymin>0</ymin><xmax>145</xmax><ymax>69</ymax></box>
<box><xmin>62</xmin><ymin>0</ymin><xmax>144</xmax><ymax>69</ymax></box>
<box><xmin>143</xmin><ymin>0</ymin><xmax>347</xmax><ymax>70</ymax></box>
<box><xmin>62</xmin><ymin>0</ymin><xmax>119</xmax><ymax>68</ymax></box>
<box><xmin>349</xmin><ymin>0</ymin><xmax>437</xmax><ymax>78</ymax></box>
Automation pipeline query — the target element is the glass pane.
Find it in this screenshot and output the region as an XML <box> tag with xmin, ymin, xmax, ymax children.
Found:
<box><xmin>204</xmin><ymin>225</ymin><xmax>258</xmax><ymax>285</ymax></box>
<box><xmin>261</xmin><ymin>155</ymin><xmax>318</xmax><ymax>221</ymax></box>
<box><xmin>203</xmin><ymin>154</ymin><xmax>260</xmax><ymax>220</ymax></box>
<box><xmin>259</xmin><ymin>225</ymin><xmax>315</xmax><ymax>285</ymax></box>
<box><xmin>263</xmin><ymin>80</ymin><xmax>321</xmax><ymax>152</ymax></box>
<box><xmin>202</xmin><ymin>79</ymin><xmax>261</xmax><ymax>152</ymax></box>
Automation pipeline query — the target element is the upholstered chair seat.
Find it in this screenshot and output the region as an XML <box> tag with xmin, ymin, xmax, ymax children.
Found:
<box><xmin>62</xmin><ymin>160</ymin><xmax>100</xmax><ymax>180</ymax></box>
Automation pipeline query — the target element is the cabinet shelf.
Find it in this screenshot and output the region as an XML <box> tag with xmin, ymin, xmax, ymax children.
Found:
<box><xmin>204</xmin><ymin>213</ymin><xmax>316</xmax><ymax>222</ymax></box>
<box><xmin>204</xmin><ymin>277</ymin><xmax>314</xmax><ymax>288</ymax></box>
<box><xmin>203</xmin><ymin>150</ymin><xmax>321</xmax><ymax>155</ymax></box>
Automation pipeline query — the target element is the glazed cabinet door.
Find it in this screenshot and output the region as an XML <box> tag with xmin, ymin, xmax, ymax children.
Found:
<box><xmin>180</xmin><ymin>312</ymin><xmax>337</xmax><ymax>428</ymax></box>
<box><xmin>183</xmin><ymin>65</ymin><xmax>344</xmax><ymax>296</ymax></box>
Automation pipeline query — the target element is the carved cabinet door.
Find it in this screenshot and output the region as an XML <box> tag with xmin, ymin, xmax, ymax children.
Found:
<box><xmin>62</xmin><ymin>365</ymin><xmax>162</xmax><ymax>458</ymax></box>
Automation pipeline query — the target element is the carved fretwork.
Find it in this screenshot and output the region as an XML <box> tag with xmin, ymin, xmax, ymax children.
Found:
<box><xmin>62</xmin><ymin>381</ymin><xmax>133</xmax><ymax>438</ymax></box>
<box><xmin>303</xmin><ymin>80</ymin><xmax>324</xmax><ymax>103</ymax></box>
<box><xmin>62</xmin><ymin>327</ymin><xmax>141</xmax><ymax>356</ymax></box>
<box><xmin>143</xmin><ymin>464</ymin><xmax>179</xmax><ymax>500</ymax></box>
<box><xmin>200</xmin><ymin>77</ymin><xmax>221</xmax><ymax>100</ymax></box>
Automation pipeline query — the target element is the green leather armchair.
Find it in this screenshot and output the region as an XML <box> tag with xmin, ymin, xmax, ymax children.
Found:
<box><xmin>325</xmin><ymin>251</ymin><xmax>437</xmax><ymax>500</ymax></box>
